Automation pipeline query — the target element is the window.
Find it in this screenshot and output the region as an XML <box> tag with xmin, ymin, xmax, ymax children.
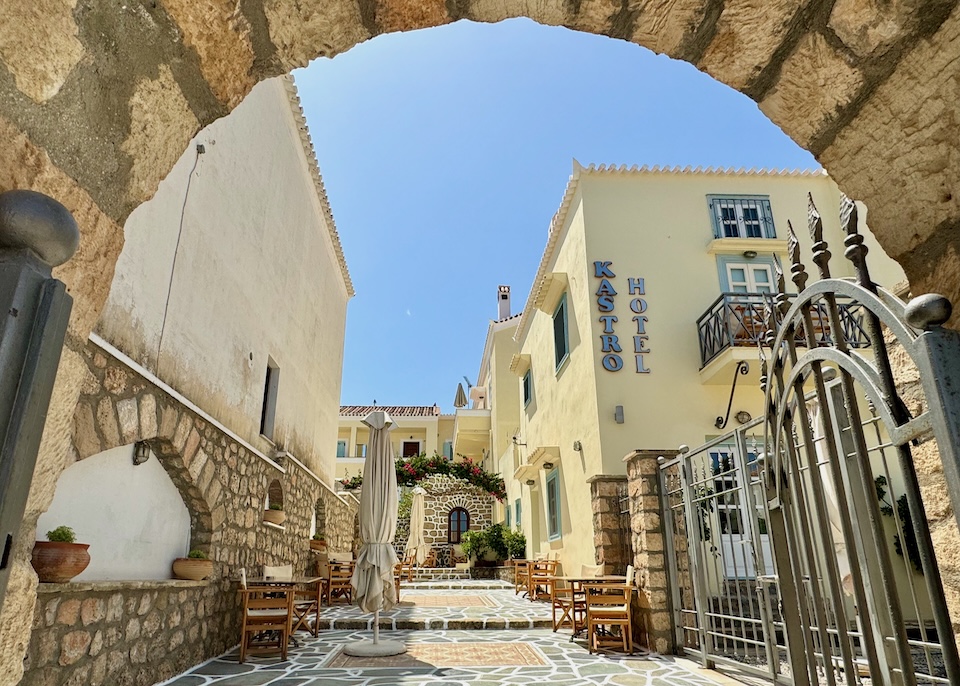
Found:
<box><xmin>448</xmin><ymin>507</ymin><xmax>469</xmax><ymax>544</ymax></box>
<box><xmin>402</xmin><ymin>441</ymin><xmax>420</xmax><ymax>457</ymax></box>
<box><xmin>546</xmin><ymin>469</ymin><xmax>561</xmax><ymax>540</ymax></box>
<box><xmin>356</xmin><ymin>443</ymin><xmax>367</xmax><ymax>458</ymax></box>
<box><xmin>260</xmin><ymin>358</ymin><xmax>280</xmax><ymax>440</ymax></box>
<box><xmin>522</xmin><ymin>370</ymin><xmax>532</xmax><ymax>406</ymax></box>
<box><xmin>725</xmin><ymin>262</ymin><xmax>774</xmax><ymax>294</ymax></box>
<box><xmin>515</xmin><ymin>498</ymin><xmax>521</xmax><ymax>527</ymax></box>
<box><xmin>553</xmin><ymin>294</ymin><xmax>569</xmax><ymax>369</ymax></box>
<box><xmin>506</xmin><ymin>505</ymin><xmax>512</xmax><ymax>528</ymax></box>
<box><xmin>708</xmin><ymin>196</ymin><xmax>775</xmax><ymax>239</ymax></box>
<box><xmin>336</xmin><ymin>440</ymin><xmax>347</xmax><ymax>458</ymax></box>
<box><xmin>443</xmin><ymin>440</ymin><xmax>453</xmax><ymax>460</ymax></box>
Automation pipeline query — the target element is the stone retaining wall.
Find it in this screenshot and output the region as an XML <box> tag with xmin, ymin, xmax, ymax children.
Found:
<box><xmin>588</xmin><ymin>475</ymin><xmax>629</xmax><ymax>573</ymax></box>
<box><xmin>20</xmin><ymin>344</ymin><xmax>358</xmax><ymax>686</ymax></box>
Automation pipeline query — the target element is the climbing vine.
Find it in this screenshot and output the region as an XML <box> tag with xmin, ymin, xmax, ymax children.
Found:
<box><xmin>340</xmin><ymin>453</ymin><xmax>507</xmax><ymax>501</ymax></box>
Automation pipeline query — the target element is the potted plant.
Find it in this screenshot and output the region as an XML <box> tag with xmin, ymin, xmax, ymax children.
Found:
<box><xmin>172</xmin><ymin>549</ymin><xmax>214</xmax><ymax>580</ymax></box>
<box><xmin>460</xmin><ymin>530</ymin><xmax>488</xmax><ymax>567</ymax></box>
<box><xmin>31</xmin><ymin>526</ymin><xmax>90</xmax><ymax>583</ymax></box>
<box><xmin>263</xmin><ymin>502</ymin><xmax>286</xmax><ymax>525</ymax></box>
<box><xmin>309</xmin><ymin>533</ymin><xmax>327</xmax><ymax>552</ymax></box>
<box><xmin>505</xmin><ymin>528</ymin><xmax>527</xmax><ymax>563</ymax></box>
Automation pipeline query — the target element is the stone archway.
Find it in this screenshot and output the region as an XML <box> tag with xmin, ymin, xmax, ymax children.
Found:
<box><xmin>3</xmin><ymin>2</ymin><xmax>960</xmax><ymax>679</ymax></box>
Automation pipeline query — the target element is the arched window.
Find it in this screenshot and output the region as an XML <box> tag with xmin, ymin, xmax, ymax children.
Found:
<box><xmin>448</xmin><ymin>507</ymin><xmax>469</xmax><ymax>544</ymax></box>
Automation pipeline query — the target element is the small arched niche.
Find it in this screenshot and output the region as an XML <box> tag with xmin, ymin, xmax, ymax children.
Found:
<box><xmin>37</xmin><ymin>444</ymin><xmax>191</xmax><ymax>581</ymax></box>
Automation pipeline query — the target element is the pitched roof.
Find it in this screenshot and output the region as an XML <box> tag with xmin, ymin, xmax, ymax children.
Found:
<box><xmin>340</xmin><ymin>405</ymin><xmax>441</xmax><ymax>418</ymax></box>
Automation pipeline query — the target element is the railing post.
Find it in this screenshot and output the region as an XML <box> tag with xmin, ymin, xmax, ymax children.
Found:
<box><xmin>0</xmin><ymin>190</ymin><xmax>77</xmax><ymax>614</ymax></box>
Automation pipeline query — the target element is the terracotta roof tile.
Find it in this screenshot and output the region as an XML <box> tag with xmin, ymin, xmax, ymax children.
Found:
<box><xmin>340</xmin><ymin>405</ymin><xmax>440</xmax><ymax>417</ymax></box>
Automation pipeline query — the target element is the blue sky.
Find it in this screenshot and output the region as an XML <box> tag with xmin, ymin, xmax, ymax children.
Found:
<box><xmin>294</xmin><ymin>19</ymin><xmax>817</xmax><ymax>413</ymax></box>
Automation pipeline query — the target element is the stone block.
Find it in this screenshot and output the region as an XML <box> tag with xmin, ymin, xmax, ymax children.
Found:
<box><xmin>89</xmin><ymin>630</ymin><xmax>103</xmax><ymax>657</ymax></box>
<box><xmin>106</xmin><ymin>593</ymin><xmax>123</xmax><ymax>623</ymax></box>
<box><xmin>59</xmin><ymin>630</ymin><xmax>91</xmax><ymax>666</ymax></box>
<box><xmin>80</xmin><ymin>598</ymin><xmax>105</xmax><ymax>626</ymax></box>
<box><xmin>74</xmin><ymin>402</ymin><xmax>101</xmax><ymax>459</ymax></box>
<box><xmin>139</xmin><ymin>394</ymin><xmax>158</xmax><ymax>439</ymax></box>
<box><xmin>125</xmin><ymin>617</ymin><xmax>140</xmax><ymax>641</ymax></box>
<box><xmin>57</xmin><ymin>599</ymin><xmax>81</xmax><ymax>626</ymax></box>
<box><xmin>96</xmin><ymin>398</ymin><xmax>121</xmax><ymax>449</ymax></box>
<box><xmin>760</xmin><ymin>32</ymin><xmax>864</xmax><ymax>148</ymax></box>
<box><xmin>116</xmin><ymin>397</ymin><xmax>139</xmax><ymax>444</ymax></box>
<box><xmin>184</xmin><ymin>429</ymin><xmax>202</xmax><ymax>469</ymax></box>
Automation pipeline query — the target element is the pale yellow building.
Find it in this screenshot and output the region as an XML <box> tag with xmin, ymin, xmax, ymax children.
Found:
<box><xmin>480</xmin><ymin>163</ymin><xmax>905</xmax><ymax>574</ymax></box>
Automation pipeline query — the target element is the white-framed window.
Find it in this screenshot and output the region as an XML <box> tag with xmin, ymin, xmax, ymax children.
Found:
<box><xmin>725</xmin><ymin>262</ymin><xmax>774</xmax><ymax>294</ymax></box>
<box><xmin>336</xmin><ymin>440</ymin><xmax>347</xmax><ymax>458</ymax></box>
<box><xmin>443</xmin><ymin>440</ymin><xmax>453</xmax><ymax>460</ymax></box>
<box><xmin>522</xmin><ymin>370</ymin><xmax>532</xmax><ymax>406</ymax></box>
<box><xmin>356</xmin><ymin>443</ymin><xmax>367</xmax><ymax>458</ymax></box>
<box><xmin>546</xmin><ymin>468</ymin><xmax>561</xmax><ymax>540</ymax></box>
<box><xmin>708</xmin><ymin>196</ymin><xmax>775</xmax><ymax>239</ymax></box>
<box><xmin>553</xmin><ymin>294</ymin><xmax>569</xmax><ymax>370</ymax></box>
<box><xmin>401</xmin><ymin>441</ymin><xmax>421</xmax><ymax>457</ymax></box>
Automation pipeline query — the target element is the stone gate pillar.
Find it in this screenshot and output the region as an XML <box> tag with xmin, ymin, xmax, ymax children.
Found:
<box><xmin>624</xmin><ymin>449</ymin><xmax>678</xmax><ymax>654</ymax></box>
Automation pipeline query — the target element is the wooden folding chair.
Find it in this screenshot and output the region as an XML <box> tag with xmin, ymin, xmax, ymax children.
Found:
<box><xmin>528</xmin><ymin>560</ymin><xmax>557</xmax><ymax>602</ymax></box>
<box><xmin>583</xmin><ymin>581</ymin><xmax>634</xmax><ymax>654</ymax></box>
<box><xmin>514</xmin><ymin>560</ymin><xmax>531</xmax><ymax>595</ymax></box>
<box><xmin>325</xmin><ymin>561</ymin><xmax>354</xmax><ymax>605</ymax></box>
<box><xmin>238</xmin><ymin>586</ymin><xmax>293</xmax><ymax>663</ymax></box>
<box><xmin>551</xmin><ymin>564</ymin><xmax>604</xmax><ymax>633</ymax></box>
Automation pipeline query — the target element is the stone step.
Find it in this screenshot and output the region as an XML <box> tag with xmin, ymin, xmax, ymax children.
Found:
<box><xmin>404</xmin><ymin>580</ymin><xmax>514</xmax><ymax>590</ymax></box>
<box><xmin>315</xmin><ymin>615</ymin><xmax>553</xmax><ymax>631</ymax></box>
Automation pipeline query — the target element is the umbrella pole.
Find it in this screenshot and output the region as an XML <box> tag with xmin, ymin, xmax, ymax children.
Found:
<box><xmin>373</xmin><ymin>609</ymin><xmax>379</xmax><ymax>644</ymax></box>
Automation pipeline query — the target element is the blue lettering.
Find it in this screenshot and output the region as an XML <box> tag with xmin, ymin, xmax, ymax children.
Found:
<box><xmin>597</xmin><ymin>295</ymin><xmax>615</xmax><ymax>312</ymax></box>
<box><xmin>628</xmin><ymin>278</ymin><xmax>645</xmax><ymax>295</ymax></box>
<box><xmin>594</xmin><ymin>261</ymin><xmax>616</xmax><ymax>278</ymax></box>
<box><xmin>596</xmin><ymin>279</ymin><xmax>618</xmax><ymax>297</ymax></box>
<box><xmin>598</xmin><ymin>315</ymin><xmax>618</xmax><ymax>334</ymax></box>
<box><xmin>630</xmin><ymin>298</ymin><xmax>648</xmax><ymax>314</ymax></box>
<box><xmin>600</xmin><ymin>335</ymin><xmax>623</xmax><ymax>353</ymax></box>
<box><xmin>602</xmin><ymin>354</ymin><xmax>623</xmax><ymax>372</ymax></box>
<box><xmin>635</xmin><ymin>355</ymin><xmax>651</xmax><ymax>374</ymax></box>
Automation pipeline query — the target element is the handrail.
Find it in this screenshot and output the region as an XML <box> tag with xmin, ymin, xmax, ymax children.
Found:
<box><xmin>696</xmin><ymin>292</ymin><xmax>870</xmax><ymax>367</ymax></box>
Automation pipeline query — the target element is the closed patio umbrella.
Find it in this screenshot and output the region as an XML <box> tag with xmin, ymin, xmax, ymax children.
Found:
<box><xmin>405</xmin><ymin>486</ymin><xmax>428</xmax><ymax>565</ymax></box>
<box><xmin>345</xmin><ymin>410</ymin><xmax>405</xmax><ymax>656</ymax></box>
<box><xmin>454</xmin><ymin>382</ymin><xmax>468</xmax><ymax>408</ymax></box>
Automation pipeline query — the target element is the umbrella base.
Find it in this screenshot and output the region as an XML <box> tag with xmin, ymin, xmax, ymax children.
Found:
<box><xmin>343</xmin><ymin>639</ymin><xmax>407</xmax><ymax>657</ymax></box>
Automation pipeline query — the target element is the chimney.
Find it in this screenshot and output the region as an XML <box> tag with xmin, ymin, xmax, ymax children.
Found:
<box><xmin>498</xmin><ymin>285</ymin><xmax>511</xmax><ymax>320</ymax></box>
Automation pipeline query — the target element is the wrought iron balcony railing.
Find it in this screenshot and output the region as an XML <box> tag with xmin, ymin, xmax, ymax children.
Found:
<box><xmin>696</xmin><ymin>292</ymin><xmax>871</xmax><ymax>368</ymax></box>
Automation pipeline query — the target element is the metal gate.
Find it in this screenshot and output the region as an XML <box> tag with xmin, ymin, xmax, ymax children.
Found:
<box><xmin>662</xmin><ymin>196</ymin><xmax>960</xmax><ymax>686</ymax></box>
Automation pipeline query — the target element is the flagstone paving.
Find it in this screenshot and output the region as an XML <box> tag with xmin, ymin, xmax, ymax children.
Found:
<box><xmin>318</xmin><ymin>590</ymin><xmax>554</xmax><ymax>631</ymax></box>
<box><xmin>158</xmin><ymin>629</ymin><xmax>727</xmax><ymax>686</ymax></box>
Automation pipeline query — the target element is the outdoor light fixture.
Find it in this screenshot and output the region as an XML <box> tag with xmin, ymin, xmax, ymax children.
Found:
<box><xmin>573</xmin><ymin>440</ymin><xmax>583</xmax><ymax>452</ymax></box>
<box><xmin>735</xmin><ymin>410</ymin><xmax>753</xmax><ymax>425</ymax></box>
<box><xmin>742</xmin><ymin>250</ymin><xmax>758</xmax><ymax>259</ymax></box>
<box><xmin>542</xmin><ymin>462</ymin><xmax>554</xmax><ymax>470</ymax></box>
<box><xmin>525</xmin><ymin>479</ymin><xmax>536</xmax><ymax>486</ymax></box>
<box><xmin>512</xmin><ymin>435</ymin><xmax>527</xmax><ymax>447</ymax></box>
<box><xmin>614</xmin><ymin>405</ymin><xmax>624</xmax><ymax>424</ymax></box>
<box><xmin>132</xmin><ymin>441</ymin><xmax>150</xmax><ymax>466</ymax></box>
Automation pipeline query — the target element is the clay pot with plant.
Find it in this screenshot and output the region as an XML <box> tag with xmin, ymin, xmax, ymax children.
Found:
<box><xmin>32</xmin><ymin>526</ymin><xmax>90</xmax><ymax>583</ymax></box>
<box><xmin>263</xmin><ymin>503</ymin><xmax>286</xmax><ymax>525</ymax></box>
<box><xmin>172</xmin><ymin>549</ymin><xmax>214</xmax><ymax>581</ymax></box>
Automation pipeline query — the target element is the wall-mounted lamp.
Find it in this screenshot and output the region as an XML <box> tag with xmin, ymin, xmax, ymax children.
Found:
<box><xmin>573</xmin><ymin>440</ymin><xmax>582</xmax><ymax>452</ymax></box>
<box><xmin>742</xmin><ymin>250</ymin><xmax>758</xmax><ymax>259</ymax></box>
<box><xmin>512</xmin><ymin>435</ymin><xmax>527</xmax><ymax>446</ymax></box>
<box><xmin>614</xmin><ymin>405</ymin><xmax>624</xmax><ymax>424</ymax></box>
<box><xmin>542</xmin><ymin>462</ymin><xmax>554</xmax><ymax>470</ymax></box>
<box><xmin>735</xmin><ymin>410</ymin><xmax>753</xmax><ymax>425</ymax></box>
<box><xmin>525</xmin><ymin>479</ymin><xmax>536</xmax><ymax>486</ymax></box>
<box><xmin>132</xmin><ymin>441</ymin><xmax>150</xmax><ymax>466</ymax></box>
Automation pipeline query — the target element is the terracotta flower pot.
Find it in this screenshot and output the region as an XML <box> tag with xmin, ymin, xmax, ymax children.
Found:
<box><xmin>172</xmin><ymin>558</ymin><xmax>214</xmax><ymax>581</ymax></box>
<box><xmin>31</xmin><ymin>542</ymin><xmax>90</xmax><ymax>583</ymax></box>
<box><xmin>309</xmin><ymin>539</ymin><xmax>327</xmax><ymax>552</ymax></box>
<box><xmin>263</xmin><ymin>509</ymin><xmax>286</xmax><ymax>525</ymax></box>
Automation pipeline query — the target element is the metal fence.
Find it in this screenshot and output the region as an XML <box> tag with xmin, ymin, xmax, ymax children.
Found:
<box><xmin>661</xmin><ymin>419</ymin><xmax>790</xmax><ymax>683</ymax></box>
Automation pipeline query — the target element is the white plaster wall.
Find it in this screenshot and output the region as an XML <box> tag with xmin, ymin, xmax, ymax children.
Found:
<box><xmin>97</xmin><ymin>77</ymin><xmax>349</xmax><ymax>481</ymax></box>
<box><xmin>36</xmin><ymin>445</ymin><xmax>191</xmax><ymax>581</ymax></box>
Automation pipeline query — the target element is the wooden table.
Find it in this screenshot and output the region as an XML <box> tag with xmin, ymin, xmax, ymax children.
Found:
<box><xmin>553</xmin><ymin>575</ymin><xmax>628</xmax><ymax>640</ymax></box>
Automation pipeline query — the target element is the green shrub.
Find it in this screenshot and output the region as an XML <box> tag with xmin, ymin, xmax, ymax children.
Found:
<box><xmin>460</xmin><ymin>530</ymin><xmax>488</xmax><ymax>560</ymax></box>
<box><xmin>312</xmin><ymin>533</ymin><xmax>325</xmax><ymax>541</ymax></box>
<box><xmin>505</xmin><ymin>528</ymin><xmax>527</xmax><ymax>559</ymax></box>
<box><xmin>46</xmin><ymin>526</ymin><xmax>76</xmax><ymax>543</ymax></box>
<box><xmin>187</xmin><ymin>549</ymin><xmax>208</xmax><ymax>560</ymax></box>
<box><xmin>485</xmin><ymin>523</ymin><xmax>509</xmax><ymax>560</ymax></box>
<box><xmin>269</xmin><ymin>503</ymin><xmax>283</xmax><ymax>511</ymax></box>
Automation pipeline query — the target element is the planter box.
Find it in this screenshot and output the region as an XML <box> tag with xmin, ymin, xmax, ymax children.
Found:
<box><xmin>172</xmin><ymin>558</ymin><xmax>214</xmax><ymax>581</ymax></box>
<box><xmin>263</xmin><ymin>509</ymin><xmax>286</xmax><ymax>525</ymax></box>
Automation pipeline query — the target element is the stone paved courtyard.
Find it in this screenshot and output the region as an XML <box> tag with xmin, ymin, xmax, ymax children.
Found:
<box><xmin>158</xmin><ymin>628</ymin><xmax>728</xmax><ymax>686</ymax></box>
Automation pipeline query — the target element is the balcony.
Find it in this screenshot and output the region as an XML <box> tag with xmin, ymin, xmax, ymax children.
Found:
<box><xmin>696</xmin><ymin>293</ymin><xmax>870</xmax><ymax>383</ymax></box>
<box><xmin>452</xmin><ymin>408</ymin><xmax>491</xmax><ymax>459</ymax></box>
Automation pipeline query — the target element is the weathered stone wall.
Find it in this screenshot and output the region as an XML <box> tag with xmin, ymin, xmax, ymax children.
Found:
<box><xmin>420</xmin><ymin>476</ymin><xmax>493</xmax><ymax>566</ymax></box>
<box><xmin>625</xmin><ymin>450</ymin><xmax>677</xmax><ymax>655</ymax></box>
<box><xmin>588</xmin><ymin>475</ymin><xmax>627</xmax><ymax>573</ymax></box>
<box><xmin>19</xmin><ymin>342</ymin><xmax>357</xmax><ymax>685</ymax></box>
<box><xmin>22</xmin><ymin>580</ymin><xmax>227</xmax><ymax>686</ymax></box>
<box><xmin>7</xmin><ymin>0</ymin><xmax>960</xmax><ymax>679</ymax></box>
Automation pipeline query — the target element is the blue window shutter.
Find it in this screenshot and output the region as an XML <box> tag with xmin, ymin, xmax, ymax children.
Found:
<box><xmin>762</xmin><ymin>199</ymin><xmax>775</xmax><ymax>238</ymax></box>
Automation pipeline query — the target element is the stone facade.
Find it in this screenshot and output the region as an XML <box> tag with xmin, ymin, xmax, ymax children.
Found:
<box><xmin>419</xmin><ymin>476</ymin><xmax>494</xmax><ymax>566</ymax></box>
<box><xmin>625</xmin><ymin>450</ymin><xmax>677</xmax><ymax>655</ymax></box>
<box><xmin>7</xmin><ymin>2</ymin><xmax>960</xmax><ymax>680</ymax></box>
<box><xmin>20</xmin><ymin>340</ymin><xmax>358</xmax><ymax>686</ymax></box>
<box><xmin>588</xmin><ymin>475</ymin><xmax>629</xmax><ymax>574</ymax></box>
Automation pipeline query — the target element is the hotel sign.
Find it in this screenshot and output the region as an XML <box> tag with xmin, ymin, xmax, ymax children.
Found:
<box><xmin>594</xmin><ymin>261</ymin><xmax>650</xmax><ymax>373</ymax></box>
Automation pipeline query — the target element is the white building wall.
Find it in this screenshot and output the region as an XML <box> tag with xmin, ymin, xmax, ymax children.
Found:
<box><xmin>96</xmin><ymin>77</ymin><xmax>350</xmax><ymax>481</ymax></box>
<box><xmin>37</xmin><ymin>446</ymin><xmax>191</xmax><ymax>581</ymax></box>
